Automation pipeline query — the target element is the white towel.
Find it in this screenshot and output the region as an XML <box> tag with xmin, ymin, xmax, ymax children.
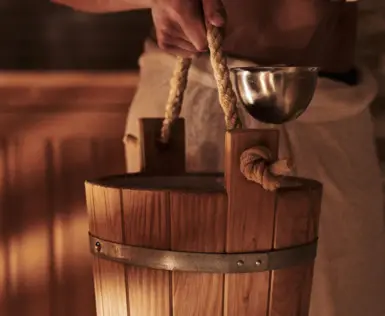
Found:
<box><xmin>124</xmin><ymin>39</ymin><xmax>385</xmax><ymax>316</ymax></box>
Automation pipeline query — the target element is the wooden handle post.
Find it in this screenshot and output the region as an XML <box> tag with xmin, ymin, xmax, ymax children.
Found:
<box><xmin>224</xmin><ymin>128</ymin><xmax>322</xmax><ymax>315</ymax></box>
<box><xmin>224</xmin><ymin>129</ymin><xmax>279</xmax><ymax>315</ymax></box>
<box><xmin>139</xmin><ymin>118</ymin><xmax>185</xmax><ymax>176</ymax></box>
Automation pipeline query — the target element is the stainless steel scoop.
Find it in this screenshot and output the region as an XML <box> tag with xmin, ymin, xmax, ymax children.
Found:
<box><xmin>231</xmin><ymin>66</ymin><xmax>319</xmax><ymax>124</ymax></box>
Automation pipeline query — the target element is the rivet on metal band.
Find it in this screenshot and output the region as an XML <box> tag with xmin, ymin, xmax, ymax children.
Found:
<box><xmin>89</xmin><ymin>233</ymin><xmax>318</xmax><ymax>274</ymax></box>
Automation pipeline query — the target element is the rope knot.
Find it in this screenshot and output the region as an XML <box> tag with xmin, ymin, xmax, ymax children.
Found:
<box><xmin>240</xmin><ymin>146</ymin><xmax>293</xmax><ymax>191</ymax></box>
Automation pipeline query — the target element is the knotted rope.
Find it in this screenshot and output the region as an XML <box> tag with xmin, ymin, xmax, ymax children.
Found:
<box><xmin>158</xmin><ymin>25</ymin><xmax>291</xmax><ymax>191</ymax></box>
<box><xmin>240</xmin><ymin>146</ymin><xmax>292</xmax><ymax>191</ymax></box>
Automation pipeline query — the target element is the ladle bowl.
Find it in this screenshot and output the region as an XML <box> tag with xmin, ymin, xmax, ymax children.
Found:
<box><xmin>231</xmin><ymin>66</ymin><xmax>319</xmax><ymax>124</ymax></box>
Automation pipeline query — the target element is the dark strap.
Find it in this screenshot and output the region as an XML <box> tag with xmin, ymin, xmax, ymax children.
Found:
<box><xmin>318</xmin><ymin>67</ymin><xmax>360</xmax><ymax>86</ymax></box>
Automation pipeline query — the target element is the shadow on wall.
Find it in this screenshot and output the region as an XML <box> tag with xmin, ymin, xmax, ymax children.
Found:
<box><xmin>0</xmin><ymin>136</ymin><xmax>126</xmax><ymax>316</ymax></box>
<box><xmin>0</xmin><ymin>1</ymin><xmax>153</xmax><ymax>70</ymax></box>
<box><xmin>0</xmin><ymin>74</ymin><xmax>131</xmax><ymax>316</ymax></box>
<box><xmin>1</xmin><ymin>209</ymin><xmax>94</xmax><ymax>315</ymax></box>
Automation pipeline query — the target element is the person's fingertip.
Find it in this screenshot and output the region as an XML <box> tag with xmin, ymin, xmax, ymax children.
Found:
<box><xmin>209</xmin><ymin>13</ymin><xmax>225</xmax><ymax>27</ymax></box>
<box><xmin>193</xmin><ymin>41</ymin><xmax>208</xmax><ymax>52</ymax></box>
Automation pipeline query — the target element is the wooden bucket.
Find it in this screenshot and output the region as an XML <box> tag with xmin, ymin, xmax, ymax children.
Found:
<box><xmin>85</xmin><ymin>118</ymin><xmax>322</xmax><ymax>316</ymax></box>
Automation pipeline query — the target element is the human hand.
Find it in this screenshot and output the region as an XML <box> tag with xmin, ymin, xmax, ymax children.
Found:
<box><xmin>151</xmin><ymin>0</ymin><xmax>226</xmax><ymax>57</ymax></box>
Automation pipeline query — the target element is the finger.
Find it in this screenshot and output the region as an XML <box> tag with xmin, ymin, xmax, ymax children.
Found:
<box><xmin>179</xmin><ymin>18</ymin><xmax>207</xmax><ymax>51</ymax></box>
<box><xmin>202</xmin><ymin>0</ymin><xmax>226</xmax><ymax>27</ymax></box>
<box><xmin>158</xmin><ymin>32</ymin><xmax>201</xmax><ymax>52</ymax></box>
<box><xmin>152</xmin><ymin>15</ymin><xmax>202</xmax><ymax>54</ymax></box>
<box><xmin>159</xmin><ymin>22</ymin><xmax>192</xmax><ymax>43</ymax></box>
<box><xmin>176</xmin><ymin>3</ymin><xmax>208</xmax><ymax>51</ymax></box>
<box><xmin>158</xmin><ymin>44</ymin><xmax>198</xmax><ymax>58</ymax></box>
<box><xmin>152</xmin><ymin>11</ymin><xmax>192</xmax><ymax>43</ymax></box>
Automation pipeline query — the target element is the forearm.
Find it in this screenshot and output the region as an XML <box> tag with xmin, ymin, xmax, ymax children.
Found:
<box><xmin>51</xmin><ymin>0</ymin><xmax>153</xmax><ymax>13</ymax></box>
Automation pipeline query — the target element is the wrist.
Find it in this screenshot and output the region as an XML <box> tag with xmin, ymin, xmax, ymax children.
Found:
<box><xmin>141</xmin><ymin>0</ymin><xmax>154</xmax><ymax>8</ymax></box>
<box><xmin>120</xmin><ymin>0</ymin><xmax>153</xmax><ymax>9</ymax></box>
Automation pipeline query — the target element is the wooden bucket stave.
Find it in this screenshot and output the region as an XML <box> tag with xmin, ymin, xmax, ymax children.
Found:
<box><xmin>85</xmin><ymin>118</ymin><xmax>322</xmax><ymax>316</ymax></box>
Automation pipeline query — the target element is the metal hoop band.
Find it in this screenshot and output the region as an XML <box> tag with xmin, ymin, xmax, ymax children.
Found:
<box><xmin>89</xmin><ymin>233</ymin><xmax>317</xmax><ymax>274</ymax></box>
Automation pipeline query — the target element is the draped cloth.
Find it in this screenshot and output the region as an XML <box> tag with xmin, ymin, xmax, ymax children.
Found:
<box><xmin>124</xmin><ymin>39</ymin><xmax>385</xmax><ymax>316</ymax></box>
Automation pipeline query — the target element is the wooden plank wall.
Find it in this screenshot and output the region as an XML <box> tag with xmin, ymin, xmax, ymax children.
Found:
<box><xmin>0</xmin><ymin>1</ymin><xmax>153</xmax><ymax>70</ymax></box>
<box><xmin>0</xmin><ymin>72</ymin><xmax>138</xmax><ymax>316</ymax></box>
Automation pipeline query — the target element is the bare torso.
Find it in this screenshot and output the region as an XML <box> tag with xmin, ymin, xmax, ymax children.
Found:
<box><xmin>55</xmin><ymin>0</ymin><xmax>357</xmax><ymax>72</ymax></box>
<box><xmin>221</xmin><ymin>1</ymin><xmax>357</xmax><ymax>72</ymax></box>
<box><xmin>153</xmin><ymin>0</ymin><xmax>356</xmax><ymax>73</ymax></box>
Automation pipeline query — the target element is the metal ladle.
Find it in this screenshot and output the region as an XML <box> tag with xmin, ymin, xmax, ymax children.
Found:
<box><xmin>231</xmin><ymin>66</ymin><xmax>319</xmax><ymax>124</ymax></box>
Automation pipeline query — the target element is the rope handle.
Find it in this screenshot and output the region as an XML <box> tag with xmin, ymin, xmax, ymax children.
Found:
<box><xmin>160</xmin><ymin>24</ymin><xmax>243</xmax><ymax>144</ymax></box>
<box><xmin>157</xmin><ymin>24</ymin><xmax>292</xmax><ymax>191</ymax></box>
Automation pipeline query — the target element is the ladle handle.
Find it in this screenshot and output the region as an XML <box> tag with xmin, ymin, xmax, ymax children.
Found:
<box><xmin>160</xmin><ymin>24</ymin><xmax>243</xmax><ymax>144</ymax></box>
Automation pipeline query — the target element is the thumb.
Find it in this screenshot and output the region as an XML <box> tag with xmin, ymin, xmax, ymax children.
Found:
<box><xmin>202</xmin><ymin>0</ymin><xmax>226</xmax><ymax>27</ymax></box>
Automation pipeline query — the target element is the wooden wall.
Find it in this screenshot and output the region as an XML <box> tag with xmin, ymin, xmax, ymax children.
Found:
<box><xmin>0</xmin><ymin>2</ymin><xmax>153</xmax><ymax>70</ymax></box>
<box><xmin>0</xmin><ymin>72</ymin><xmax>138</xmax><ymax>315</ymax></box>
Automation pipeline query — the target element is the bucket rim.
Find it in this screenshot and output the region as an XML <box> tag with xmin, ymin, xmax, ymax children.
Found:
<box><xmin>85</xmin><ymin>173</ymin><xmax>322</xmax><ymax>194</ymax></box>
